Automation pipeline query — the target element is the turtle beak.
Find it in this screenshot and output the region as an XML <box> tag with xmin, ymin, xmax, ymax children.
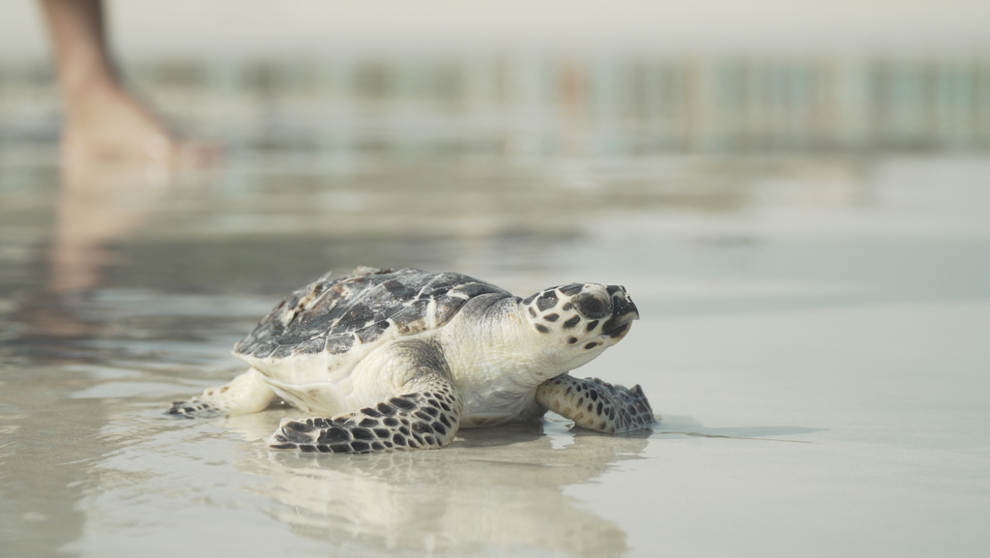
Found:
<box><xmin>601</xmin><ymin>286</ymin><xmax>639</xmax><ymax>340</ymax></box>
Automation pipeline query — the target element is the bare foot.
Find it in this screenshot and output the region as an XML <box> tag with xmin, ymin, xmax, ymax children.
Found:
<box><xmin>61</xmin><ymin>82</ymin><xmax>220</xmax><ymax>168</ymax></box>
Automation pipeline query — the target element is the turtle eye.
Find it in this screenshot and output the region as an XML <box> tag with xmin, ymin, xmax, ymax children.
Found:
<box><xmin>572</xmin><ymin>293</ymin><xmax>611</xmax><ymax>319</ymax></box>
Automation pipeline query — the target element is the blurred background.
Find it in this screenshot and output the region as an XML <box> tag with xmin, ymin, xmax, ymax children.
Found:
<box><xmin>3</xmin><ymin>0</ymin><xmax>990</xmax><ymax>158</ymax></box>
<box><xmin>2</xmin><ymin>2</ymin><xmax>989</xmax><ymax>558</ymax></box>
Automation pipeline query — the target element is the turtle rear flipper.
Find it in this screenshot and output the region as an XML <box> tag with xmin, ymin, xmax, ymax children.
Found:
<box><xmin>168</xmin><ymin>368</ymin><xmax>277</xmax><ymax>417</ymax></box>
<box><xmin>536</xmin><ymin>374</ymin><xmax>655</xmax><ymax>433</ymax></box>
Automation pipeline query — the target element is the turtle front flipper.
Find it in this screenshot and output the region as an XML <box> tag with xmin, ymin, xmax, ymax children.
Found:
<box><xmin>536</xmin><ymin>374</ymin><xmax>655</xmax><ymax>433</ymax></box>
<box><xmin>267</xmin><ymin>340</ymin><xmax>463</xmax><ymax>453</ymax></box>
<box><xmin>168</xmin><ymin>368</ymin><xmax>277</xmax><ymax>417</ymax></box>
<box><xmin>267</xmin><ymin>390</ymin><xmax>462</xmax><ymax>453</ymax></box>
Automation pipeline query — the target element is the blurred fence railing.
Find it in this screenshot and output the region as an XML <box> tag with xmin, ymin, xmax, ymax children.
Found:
<box><xmin>2</xmin><ymin>57</ymin><xmax>988</xmax><ymax>155</ymax></box>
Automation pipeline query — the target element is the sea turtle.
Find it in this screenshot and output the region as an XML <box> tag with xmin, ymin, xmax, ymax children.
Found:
<box><xmin>168</xmin><ymin>267</ymin><xmax>654</xmax><ymax>453</ymax></box>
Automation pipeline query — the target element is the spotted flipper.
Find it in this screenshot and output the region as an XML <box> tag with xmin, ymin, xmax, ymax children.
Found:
<box><xmin>168</xmin><ymin>368</ymin><xmax>277</xmax><ymax>417</ymax></box>
<box><xmin>267</xmin><ymin>389</ymin><xmax>462</xmax><ymax>453</ymax></box>
<box><xmin>536</xmin><ymin>374</ymin><xmax>655</xmax><ymax>433</ymax></box>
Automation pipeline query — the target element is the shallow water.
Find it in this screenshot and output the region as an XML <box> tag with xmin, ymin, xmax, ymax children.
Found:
<box><xmin>2</xmin><ymin>58</ymin><xmax>990</xmax><ymax>557</ymax></box>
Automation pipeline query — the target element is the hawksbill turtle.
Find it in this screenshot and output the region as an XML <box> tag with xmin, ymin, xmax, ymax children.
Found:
<box><xmin>169</xmin><ymin>267</ymin><xmax>655</xmax><ymax>453</ymax></box>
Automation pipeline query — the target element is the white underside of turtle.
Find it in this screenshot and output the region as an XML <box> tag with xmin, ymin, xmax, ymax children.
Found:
<box><xmin>169</xmin><ymin>267</ymin><xmax>655</xmax><ymax>453</ymax></box>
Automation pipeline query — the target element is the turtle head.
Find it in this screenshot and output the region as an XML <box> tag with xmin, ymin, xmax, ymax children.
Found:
<box><xmin>520</xmin><ymin>282</ymin><xmax>639</xmax><ymax>370</ymax></box>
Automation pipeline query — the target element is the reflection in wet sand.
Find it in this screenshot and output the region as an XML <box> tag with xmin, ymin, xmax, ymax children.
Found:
<box><xmin>655</xmin><ymin>415</ymin><xmax>824</xmax><ymax>443</ymax></box>
<box><xmin>226</xmin><ymin>412</ymin><xmax>648</xmax><ymax>557</ymax></box>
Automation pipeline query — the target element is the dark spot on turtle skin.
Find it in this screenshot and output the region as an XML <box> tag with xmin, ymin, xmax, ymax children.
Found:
<box><xmin>361</xmin><ymin>408</ymin><xmax>382</xmax><ymax>418</ymax></box>
<box><xmin>562</xmin><ymin>315</ymin><xmax>581</xmax><ymax>329</ymax></box>
<box><xmin>219</xmin><ymin>386</ymin><xmax>229</xmax><ymax>393</ymax></box>
<box><xmin>399</xmin><ymin>426</ymin><xmax>411</xmax><ymax>436</ymax></box>
<box><xmin>586</xmin><ymin>320</ymin><xmax>599</xmax><ymax>332</ymax></box>
<box><xmin>544</xmin><ymin>313</ymin><xmax>560</xmax><ymax>322</ymax></box>
<box><xmin>330</xmin><ymin>444</ymin><xmax>351</xmax><ymax>453</ymax></box>
<box><xmin>568</xmin><ymin>337</ymin><xmax>578</xmax><ymax>344</ymax></box>
<box><xmin>606</xmin><ymin>322</ymin><xmax>631</xmax><ymax>339</ymax></box>
<box><xmin>393</xmin><ymin>434</ymin><xmax>407</xmax><ymax>446</ymax></box>
<box><xmin>587</xmin><ymin>403</ymin><xmax>594</xmax><ymax>412</ymax></box>
<box><xmin>439</xmin><ymin>401</ymin><xmax>451</xmax><ymax>412</ymax></box>
<box><xmin>412</xmin><ymin>422</ymin><xmax>434</xmax><ymax>435</ymax></box>
<box><xmin>383</xmin><ymin>417</ymin><xmax>399</xmax><ymax>427</ymax></box>
<box><xmin>350</xmin><ymin>441</ymin><xmax>371</xmax><ymax>452</ymax></box>
<box><xmin>597</xmin><ymin>402</ymin><xmax>604</xmax><ymax>415</ymax></box>
<box><xmin>269</xmin><ymin>443</ymin><xmax>296</xmax><ymax>450</ymax></box>
<box><xmin>318</xmin><ymin>427</ymin><xmax>351</xmax><ymax>444</ymax></box>
<box><xmin>299</xmin><ymin>445</ymin><xmax>318</xmax><ymax>452</ymax></box>
<box><xmin>432</xmin><ymin>423</ymin><xmax>447</xmax><ymax>435</ymax></box>
<box><xmin>561</xmin><ymin>302</ymin><xmax>573</xmax><ymax>311</ymax></box>
<box><xmin>371</xmin><ymin>442</ymin><xmax>384</xmax><ymax>451</ymax></box>
<box><xmin>408</xmin><ymin>440</ymin><xmax>420</xmax><ymax>449</ymax></box>
<box><xmin>414</xmin><ymin>411</ymin><xmax>432</xmax><ymax>421</ymax></box>
<box><xmin>377</xmin><ymin>403</ymin><xmax>397</xmax><ymax>415</ymax></box>
<box><xmin>528</xmin><ymin>307</ymin><xmax>537</xmax><ymax>318</ymax></box>
<box><xmin>584</xmin><ymin>342</ymin><xmax>598</xmax><ymax>350</ymax></box>
<box><xmin>535</xmin><ymin>324</ymin><xmax>550</xmax><ymax>334</ymax></box>
<box><xmin>423</xmin><ymin>435</ymin><xmax>436</xmax><ymax>445</ymax></box>
<box><xmin>427</xmin><ymin>398</ymin><xmax>440</xmax><ymax>407</ymax></box>
<box><xmin>359</xmin><ymin>418</ymin><xmax>378</xmax><ymax>428</ymax></box>
<box><xmin>523</xmin><ymin>294</ymin><xmax>537</xmax><ymax>305</ymax></box>
<box><xmin>422</xmin><ymin>406</ymin><xmax>439</xmax><ymax>417</ymax></box>
<box><xmin>589</xmin><ymin>390</ymin><xmax>599</xmax><ymax>401</ymax></box>
<box><xmin>286</xmin><ymin>421</ymin><xmax>314</xmax><ymax>432</ymax></box>
<box><xmin>317</xmin><ymin>445</ymin><xmax>331</xmax><ymax>452</ymax></box>
<box><xmin>439</xmin><ymin>414</ymin><xmax>452</xmax><ymax>428</ymax></box>
<box><xmin>537</xmin><ymin>292</ymin><xmax>558</xmax><ymax>311</ymax></box>
<box><xmin>391</xmin><ymin>397</ymin><xmax>416</xmax><ymax>410</ymax></box>
<box><xmin>351</xmin><ymin>428</ymin><xmax>374</xmax><ymax>440</ymax></box>
<box><xmin>373</xmin><ymin>428</ymin><xmax>391</xmax><ymax>438</ymax></box>
<box><xmin>559</xmin><ymin>284</ymin><xmax>584</xmax><ymax>295</ymax></box>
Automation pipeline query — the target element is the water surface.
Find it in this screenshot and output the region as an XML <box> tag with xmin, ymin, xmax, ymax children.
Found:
<box><xmin>1</xmin><ymin>57</ymin><xmax>989</xmax><ymax>558</ymax></box>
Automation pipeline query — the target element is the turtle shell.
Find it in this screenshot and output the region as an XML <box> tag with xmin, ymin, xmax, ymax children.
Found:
<box><xmin>234</xmin><ymin>267</ymin><xmax>509</xmax><ymax>361</ymax></box>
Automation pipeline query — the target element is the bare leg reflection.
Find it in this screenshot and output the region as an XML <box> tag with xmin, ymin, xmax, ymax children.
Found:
<box><xmin>27</xmin><ymin>165</ymin><xmax>170</xmax><ymax>339</ymax></box>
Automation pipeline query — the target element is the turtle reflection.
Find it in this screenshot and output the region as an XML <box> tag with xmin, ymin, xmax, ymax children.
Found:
<box><xmin>227</xmin><ymin>413</ymin><xmax>649</xmax><ymax>557</ymax></box>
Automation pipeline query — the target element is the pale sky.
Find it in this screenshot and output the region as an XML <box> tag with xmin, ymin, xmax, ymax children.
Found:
<box><xmin>3</xmin><ymin>0</ymin><xmax>989</xmax><ymax>63</ymax></box>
